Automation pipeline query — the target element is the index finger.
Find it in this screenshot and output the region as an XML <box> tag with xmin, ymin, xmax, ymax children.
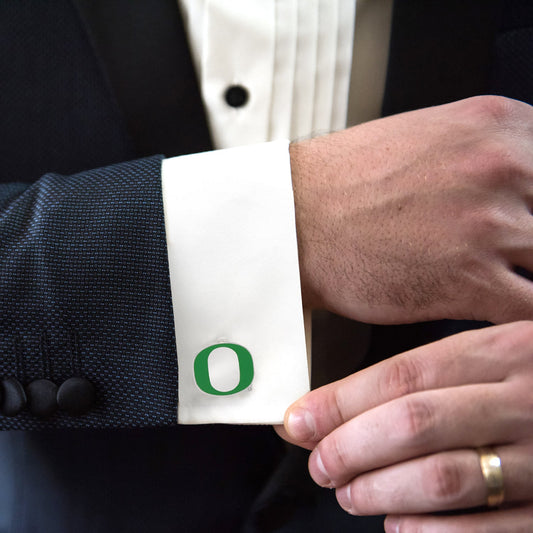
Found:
<box><xmin>281</xmin><ymin>321</ymin><xmax>533</xmax><ymax>448</ymax></box>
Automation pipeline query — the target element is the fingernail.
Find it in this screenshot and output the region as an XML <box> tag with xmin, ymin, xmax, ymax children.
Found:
<box><xmin>384</xmin><ymin>515</ymin><xmax>400</xmax><ymax>533</ymax></box>
<box><xmin>312</xmin><ymin>449</ymin><xmax>332</xmax><ymax>487</ymax></box>
<box><xmin>286</xmin><ymin>408</ymin><xmax>316</xmax><ymax>441</ymax></box>
<box><xmin>336</xmin><ymin>484</ymin><xmax>354</xmax><ymax>514</ymax></box>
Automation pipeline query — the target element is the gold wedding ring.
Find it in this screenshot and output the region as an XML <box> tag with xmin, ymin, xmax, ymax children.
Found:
<box><xmin>477</xmin><ymin>447</ymin><xmax>505</xmax><ymax>507</ymax></box>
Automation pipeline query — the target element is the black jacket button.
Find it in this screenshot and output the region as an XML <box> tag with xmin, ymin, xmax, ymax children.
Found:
<box><xmin>57</xmin><ymin>377</ymin><xmax>96</xmax><ymax>414</ymax></box>
<box><xmin>26</xmin><ymin>379</ymin><xmax>58</xmax><ymax>418</ymax></box>
<box><xmin>1</xmin><ymin>377</ymin><xmax>27</xmax><ymax>416</ymax></box>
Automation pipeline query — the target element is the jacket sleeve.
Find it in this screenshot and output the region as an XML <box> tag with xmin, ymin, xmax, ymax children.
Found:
<box><xmin>0</xmin><ymin>156</ymin><xmax>179</xmax><ymax>430</ymax></box>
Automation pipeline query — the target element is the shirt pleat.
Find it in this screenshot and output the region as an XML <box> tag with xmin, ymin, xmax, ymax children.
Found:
<box><xmin>311</xmin><ymin>0</ymin><xmax>338</xmax><ymax>135</ymax></box>
<box><xmin>269</xmin><ymin>1</ymin><xmax>298</xmax><ymax>140</ymax></box>
<box><xmin>178</xmin><ymin>0</ymin><xmax>356</xmax><ymax>147</ymax></box>
<box><xmin>290</xmin><ymin>0</ymin><xmax>319</xmax><ymax>140</ymax></box>
<box><xmin>332</xmin><ymin>0</ymin><xmax>357</xmax><ymax>130</ymax></box>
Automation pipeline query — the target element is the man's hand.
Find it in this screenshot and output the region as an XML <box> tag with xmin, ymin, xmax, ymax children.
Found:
<box><xmin>276</xmin><ymin>321</ymin><xmax>533</xmax><ymax>532</ymax></box>
<box><xmin>291</xmin><ymin>95</ymin><xmax>533</xmax><ymax>324</ymax></box>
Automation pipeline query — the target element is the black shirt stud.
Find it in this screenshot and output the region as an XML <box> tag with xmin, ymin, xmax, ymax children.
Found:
<box><xmin>224</xmin><ymin>85</ymin><xmax>249</xmax><ymax>108</ymax></box>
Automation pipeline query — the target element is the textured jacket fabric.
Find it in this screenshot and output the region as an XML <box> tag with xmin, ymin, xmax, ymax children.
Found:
<box><xmin>0</xmin><ymin>156</ymin><xmax>180</xmax><ymax>430</ymax></box>
<box><xmin>0</xmin><ymin>0</ymin><xmax>182</xmax><ymax>430</ymax></box>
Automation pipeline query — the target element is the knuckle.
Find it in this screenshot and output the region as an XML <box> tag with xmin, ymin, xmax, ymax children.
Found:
<box><xmin>487</xmin><ymin>322</ymin><xmax>533</xmax><ymax>365</ymax></box>
<box><xmin>509</xmin><ymin>321</ymin><xmax>533</xmax><ymax>346</ymax></box>
<box><xmin>349</xmin><ymin>477</ymin><xmax>376</xmax><ymax>514</ymax></box>
<box><xmin>456</xmin><ymin>136</ymin><xmax>526</xmax><ymax>195</ymax></box>
<box><xmin>306</xmin><ymin>387</ymin><xmax>347</xmax><ymax>439</ymax></box>
<box><xmin>476</xmin><ymin>138</ymin><xmax>527</xmax><ymax>186</ymax></box>
<box><xmin>329</xmin><ymin>387</ymin><xmax>348</xmax><ymax>429</ymax></box>
<box><xmin>395</xmin><ymin>396</ymin><xmax>435</xmax><ymax>446</ymax></box>
<box><xmin>397</xmin><ymin>523</ymin><xmax>423</xmax><ymax>533</ymax></box>
<box><xmin>522</xmin><ymin>391</ymin><xmax>533</xmax><ymax>418</ymax></box>
<box><xmin>513</xmin><ymin>380</ymin><xmax>533</xmax><ymax>418</ymax></box>
<box><xmin>507</xmin><ymin>324</ymin><xmax>533</xmax><ymax>362</ymax></box>
<box><xmin>319</xmin><ymin>435</ymin><xmax>351</xmax><ymax>483</ymax></box>
<box><xmin>465</xmin><ymin>207</ymin><xmax>503</xmax><ymax>240</ymax></box>
<box><xmin>423</xmin><ymin>455</ymin><xmax>464</xmax><ymax>504</ymax></box>
<box><xmin>381</xmin><ymin>356</ymin><xmax>425</xmax><ymax>400</ymax></box>
<box><xmin>390</xmin><ymin>517</ymin><xmax>424</xmax><ymax>533</ymax></box>
<box><xmin>467</xmin><ymin>94</ymin><xmax>515</xmax><ymax>125</ymax></box>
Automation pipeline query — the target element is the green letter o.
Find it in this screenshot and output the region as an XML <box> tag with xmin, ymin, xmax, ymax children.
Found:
<box><xmin>194</xmin><ymin>343</ymin><xmax>254</xmax><ymax>396</ymax></box>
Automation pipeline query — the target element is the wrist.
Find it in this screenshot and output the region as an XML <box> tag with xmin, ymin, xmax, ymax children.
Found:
<box><xmin>289</xmin><ymin>140</ymin><xmax>325</xmax><ymax>310</ymax></box>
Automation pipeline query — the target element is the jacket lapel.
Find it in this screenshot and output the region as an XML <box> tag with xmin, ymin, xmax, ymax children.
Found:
<box><xmin>72</xmin><ymin>0</ymin><xmax>213</xmax><ymax>158</ymax></box>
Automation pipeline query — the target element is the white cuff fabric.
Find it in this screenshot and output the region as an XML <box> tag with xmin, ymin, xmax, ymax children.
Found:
<box><xmin>162</xmin><ymin>140</ymin><xmax>309</xmax><ymax>424</ymax></box>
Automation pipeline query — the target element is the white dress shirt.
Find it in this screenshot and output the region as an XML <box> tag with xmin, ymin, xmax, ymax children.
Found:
<box><xmin>178</xmin><ymin>0</ymin><xmax>355</xmax><ymax>146</ymax></box>
<box><xmin>161</xmin><ymin>0</ymin><xmax>392</xmax><ymax>423</ymax></box>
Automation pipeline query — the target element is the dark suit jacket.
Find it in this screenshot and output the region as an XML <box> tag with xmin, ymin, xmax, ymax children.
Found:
<box><xmin>0</xmin><ymin>0</ymin><xmax>531</xmax><ymax>531</ymax></box>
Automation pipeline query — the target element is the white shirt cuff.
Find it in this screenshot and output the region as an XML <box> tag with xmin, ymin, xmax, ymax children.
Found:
<box><xmin>161</xmin><ymin>140</ymin><xmax>309</xmax><ymax>424</ymax></box>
